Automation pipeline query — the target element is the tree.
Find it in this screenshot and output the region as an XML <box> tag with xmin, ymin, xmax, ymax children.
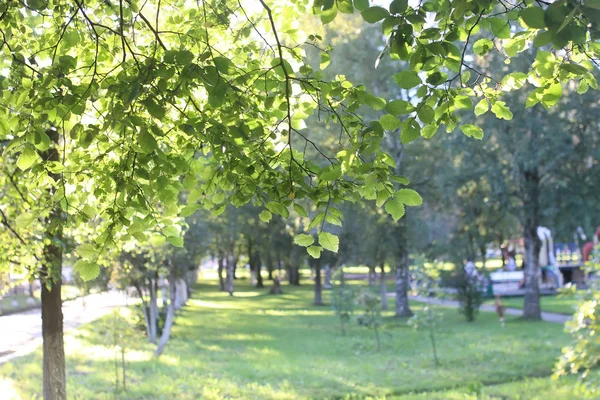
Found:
<box><xmin>2</xmin><ymin>0</ymin><xmax>598</xmax><ymax>396</ymax></box>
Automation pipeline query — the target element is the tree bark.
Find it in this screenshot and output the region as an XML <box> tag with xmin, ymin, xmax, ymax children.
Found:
<box><xmin>380</xmin><ymin>262</ymin><xmax>388</xmax><ymax>310</ymax></box>
<box><xmin>154</xmin><ymin>273</ymin><xmax>176</xmax><ymax>357</ymax></box>
<box><xmin>41</xmin><ymin>127</ymin><xmax>66</xmax><ymax>400</ymax></box>
<box><xmin>255</xmin><ymin>251</ymin><xmax>263</xmax><ymax>288</ymax></box>
<box><xmin>368</xmin><ymin>265</ymin><xmax>376</xmax><ymax>286</ymax></box>
<box><xmin>314</xmin><ymin>260</ymin><xmax>323</xmax><ymax>306</ymax></box>
<box><xmin>226</xmin><ymin>252</ymin><xmax>234</xmax><ymax>296</ymax></box>
<box><xmin>41</xmin><ymin>278</ymin><xmax>65</xmax><ymax>400</ymax></box>
<box><xmin>217</xmin><ymin>254</ymin><xmax>225</xmax><ymax>291</ymax></box>
<box><xmin>523</xmin><ymin>170</ymin><xmax>542</xmax><ymax>320</ymax></box>
<box><xmin>148</xmin><ymin>278</ymin><xmax>158</xmax><ymax>343</ymax></box>
<box><xmin>395</xmin><ymin>225</ymin><xmax>413</xmax><ymax>318</ymax></box>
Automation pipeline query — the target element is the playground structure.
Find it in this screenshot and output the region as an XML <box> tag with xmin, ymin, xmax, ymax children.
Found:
<box><xmin>490</xmin><ymin>226</ymin><xmax>598</xmax><ymax>295</ymax></box>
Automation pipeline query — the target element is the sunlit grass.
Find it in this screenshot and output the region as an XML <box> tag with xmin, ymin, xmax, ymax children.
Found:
<box><xmin>0</xmin><ymin>277</ymin><xmax>585</xmax><ymax>399</ymax></box>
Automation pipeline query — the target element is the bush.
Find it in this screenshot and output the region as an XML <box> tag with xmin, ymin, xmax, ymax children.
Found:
<box><xmin>356</xmin><ymin>288</ymin><xmax>383</xmax><ymax>350</ymax></box>
<box><xmin>455</xmin><ymin>270</ymin><xmax>485</xmax><ymax>322</ymax></box>
<box><xmin>331</xmin><ymin>267</ymin><xmax>355</xmax><ymax>335</ymax></box>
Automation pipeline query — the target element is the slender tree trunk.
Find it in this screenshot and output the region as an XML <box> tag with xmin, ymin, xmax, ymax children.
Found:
<box><xmin>148</xmin><ymin>279</ymin><xmax>158</xmax><ymax>343</ymax></box>
<box><xmin>226</xmin><ymin>253</ymin><xmax>234</xmax><ymax>296</ymax></box>
<box><xmin>523</xmin><ymin>170</ymin><xmax>542</xmax><ymax>320</ymax></box>
<box><xmin>324</xmin><ymin>264</ymin><xmax>332</xmax><ymax>289</ymax></box>
<box><xmin>121</xmin><ymin>347</ymin><xmax>126</xmax><ymax>391</ymax></box>
<box><xmin>395</xmin><ymin>225</ymin><xmax>413</xmax><ymax>318</ymax></box>
<box><xmin>217</xmin><ymin>253</ymin><xmax>225</xmax><ymax>291</ymax></box>
<box><xmin>380</xmin><ymin>262</ymin><xmax>388</xmax><ymax>310</ymax></box>
<box><xmin>41</xmin><ymin>128</ymin><xmax>66</xmax><ymax>400</ymax></box>
<box><xmin>314</xmin><ymin>261</ymin><xmax>323</xmax><ymax>306</ymax></box>
<box><xmin>255</xmin><ymin>251</ymin><xmax>264</xmax><ymax>288</ymax></box>
<box><xmin>292</xmin><ymin>266</ymin><xmax>300</xmax><ymax>285</ymax></box>
<box><xmin>368</xmin><ymin>265</ymin><xmax>376</xmax><ymax>286</ymax></box>
<box><xmin>154</xmin><ymin>273</ymin><xmax>176</xmax><ymax>357</ymax></box>
<box><xmin>480</xmin><ymin>245</ymin><xmax>487</xmax><ymax>269</ymax></box>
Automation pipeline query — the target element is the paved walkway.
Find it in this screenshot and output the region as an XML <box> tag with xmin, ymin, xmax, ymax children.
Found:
<box><xmin>0</xmin><ymin>291</ymin><xmax>129</xmax><ymax>364</ymax></box>
<box><xmin>388</xmin><ymin>294</ymin><xmax>571</xmax><ymax>324</ymax></box>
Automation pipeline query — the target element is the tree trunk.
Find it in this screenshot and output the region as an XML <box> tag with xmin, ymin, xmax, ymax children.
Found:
<box><xmin>226</xmin><ymin>253</ymin><xmax>234</xmax><ymax>296</ymax></box>
<box><xmin>41</xmin><ymin>127</ymin><xmax>66</xmax><ymax>400</ymax></box>
<box><xmin>41</xmin><ymin>279</ymin><xmax>66</xmax><ymax>400</ymax></box>
<box><xmin>154</xmin><ymin>273</ymin><xmax>176</xmax><ymax>357</ymax></box>
<box><xmin>395</xmin><ymin>225</ymin><xmax>413</xmax><ymax>318</ymax></box>
<box><xmin>255</xmin><ymin>251</ymin><xmax>264</xmax><ymax>288</ymax></box>
<box><xmin>523</xmin><ymin>170</ymin><xmax>542</xmax><ymax>320</ymax></box>
<box><xmin>314</xmin><ymin>261</ymin><xmax>323</xmax><ymax>306</ymax></box>
<box><xmin>324</xmin><ymin>264</ymin><xmax>332</xmax><ymax>289</ymax></box>
<box><xmin>368</xmin><ymin>265</ymin><xmax>376</xmax><ymax>286</ymax></box>
<box><xmin>380</xmin><ymin>262</ymin><xmax>388</xmax><ymax>310</ymax></box>
<box><xmin>148</xmin><ymin>279</ymin><xmax>158</xmax><ymax>343</ymax></box>
<box><xmin>217</xmin><ymin>254</ymin><xmax>225</xmax><ymax>291</ymax></box>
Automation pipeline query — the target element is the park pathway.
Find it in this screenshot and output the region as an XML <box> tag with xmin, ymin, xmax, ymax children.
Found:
<box><xmin>0</xmin><ymin>291</ymin><xmax>129</xmax><ymax>365</ymax></box>
<box><xmin>388</xmin><ymin>294</ymin><xmax>571</xmax><ymax>324</ymax></box>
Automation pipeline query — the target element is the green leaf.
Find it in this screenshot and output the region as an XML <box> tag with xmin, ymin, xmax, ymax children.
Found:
<box><xmin>520</xmin><ymin>7</ymin><xmax>546</xmax><ymax>29</ymax></box>
<box><xmin>142</xmin><ymin>99</ymin><xmax>166</xmax><ymax>119</ymax></box>
<box><xmin>307</xmin><ymin>245</ymin><xmax>323</xmax><ymax>258</ymax></box>
<box><xmin>394</xmin><ymin>70</ymin><xmax>422</xmax><ymax>89</ymax></box>
<box><xmin>390</xmin><ymin>0</ymin><xmax>408</xmax><ymax>14</ymax></box>
<box><xmin>379</xmin><ymin>114</ymin><xmax>402</xmax><ymax>130</ymax></box>
<box><xmin>417</xmin><ymin>105</ymin><xmax>435</xmax><ymax>123</ymax></box>
<box><xmin>559</xmin><ymin>63</ymin><xmax>589</xmax><ymax>75</ymax></box>
<box><xmin>385</xmin><ymin>198</ymin><xmax>405</xmax><ymax>222</ymax></box>
<box><xmin>259</xmin><ymin>210</ymin><xmax>272</xmax><ymax>223</ymax></box>
<box><xmin>294</xmin><ymin>233</ymin><xmax>315</xmax><ymax>247</ymax></box>
<box><xmin>473</xmin><ymin>38</ymin><xmax>494</xmax><ymax>55</ymax></box>
<box><xmin>213</xmin><ymin>56</ymin><xmax>235</xmax><ymax>74</ymax></box>
<box><xmin>363</xmin><ymin>93</ymin><xmax>386</xmax><ymax>110</ymax></box>
<box><xmin>82</xmin><ymin>205</ymin><xmax>97</xmax><ymax>219</ymax></box>
<box><xmin>337</xmin><ymin>0</ymin><xmax>354</xmax><ymax>13</ymax></box>
<box><xmin>320</xmin><ymin>165</ymin><xmax>342</xmax><ymax>181</ymax></box>
<box><xmin>74</xmin><ymin>260</ymin><xmax>100</xmax><ymax>282</ymax></box>
<box><xmin>293</xmin><ymin>203</ymin><xmax>308</xmax><ymax>217</ymax></box>
<box><xmin>266</xmin><ymin>201</ymin><xmax>290</xmax><ymax>218</ymax></box>
<box><xmin>15</xmin><ymin>213</ymin><xmax>36</xmax><ymax>227</ymax></box>
<box><xmin>167</xmin><ymin>236</ymin><xmax>184</xmax><ymax>247</ymax></box>
<box><xmin>77</xmin><ymin>243</ymin><xmax>97</xmax><ymax>259</ymax></box>
<box><xmin>542</xmin><ymin>82</ymin><xmax>563</xmax><ymax>107</ymax></box>
<box><xmin>0</xmin><ymin>117</ymin><xmax>10</xmax><ymax>135</ymax></box>
<box><xmin>385</xmin><ymin>100</ymin><xmax>414</xmax><ymax>115</ymax></box>
<box><xmin>376</xmin><ymin>190</ymin><xmax>390</xmax><ymax>207</ymax></box>
<box><xmin>491</xmin><ymin>101</ymin><xmax>513</xmax><ymax>120</ymax></box>
<box><xmin>460</xmin><ymin>124</ymin><xmax>484</xmax><ymax>139</ymax></box>
<box><xmin>454</xmin><ymin>95</ymin><xmax>472</xmax><ymax>109</ymax></box>
<box><xmin>354</xmin><ymin>0</ymin><xmax>369</xmax><ymax>12</ymax></box>
<box><xmin>395</xmin><ymin>188</ymin><xmax>423</xmax><ymax>206</ymax></box>
<box><xmin>138</xmin><ymin>129</ymin><xmax>158</xmax><ymax>153</ymax></box>
<box><xmin>489</xmin><ymin>17</ymin><xmax>511</xmax><ymax>39</ymax></box>
<box><xmin>320</xmin><ymin>6</ymin><xmax>338</xmax><ymax>24</ymax></box>
<box><xmin>318</xmin><ymin>232</ymin><xmax>339</xmax><ymax>252</ymax></box>
<box><xmin>401</xmin><ymin>118</ymin><xmax>420</xmax><ymax>144</ymax></box>
<box><xmin>361</xmin><ymin>6</ymin><xmax>389</xmax><ymax>23</ymax></box>
<box><xmin>17</xmin><ymin>146</ymin><xmax>38</xmax><ymax>170</ymax></box>
<box><xmin>474</xmin><ymin>99</ymin><xmax>489</xmax><ymax>116</ymax></box>
<box><xmin>421</xmin><ymin>124</ymin><xmax>438</xmax><ymax>139</ymax></box>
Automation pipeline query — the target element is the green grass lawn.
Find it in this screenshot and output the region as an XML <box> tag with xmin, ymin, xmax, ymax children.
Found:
<box><xmin>0</xmin><ymin>277</ymin><xmax>589</xmax><ymax>399</ymax></box>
